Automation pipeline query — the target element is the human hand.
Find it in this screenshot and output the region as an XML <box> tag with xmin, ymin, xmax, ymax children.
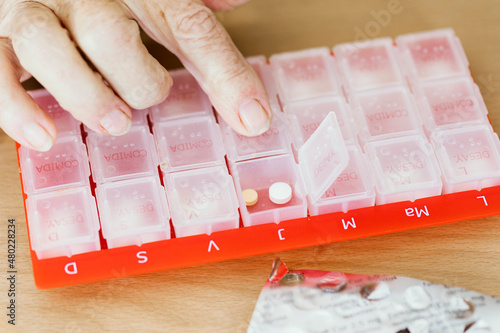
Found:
<box><xmin>0</xmin><ymin>0</ymin><xmax>272</xmax><ymax>151</ymax></box>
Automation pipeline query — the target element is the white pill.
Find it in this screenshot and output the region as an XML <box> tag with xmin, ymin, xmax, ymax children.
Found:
<box><xmin>365</xmin><ymin>281</ymin><xmax>391</xmax><ymax>301</ymax></box>
<box><xmin>269</xmin><ymin>182</ymin><xmax>292</xmax><ymax>205</ymax></box>
<box><xmin>404</xmin><ymin>285</ymin><xmax>431</xmax><ymax>310</ymax></box>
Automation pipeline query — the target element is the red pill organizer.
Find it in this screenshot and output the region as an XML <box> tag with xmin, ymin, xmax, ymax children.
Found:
<box><xmin>17</xmin><ymin>28</ymin><xmax>500</xmax><ymax>289</ymax></box>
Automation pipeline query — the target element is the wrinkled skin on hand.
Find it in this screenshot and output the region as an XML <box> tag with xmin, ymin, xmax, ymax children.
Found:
<box><xmin>0</xmin><ymin>0</ymin><xmax>271</xmax><ymax>151</ymax></box>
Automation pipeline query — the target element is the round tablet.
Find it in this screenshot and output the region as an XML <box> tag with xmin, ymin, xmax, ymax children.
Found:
<box><xmin>269</xmin><ymin>182</ymin><xmax>293</xmax><ymax>205</ymax></box>
<box><xmin>242</xmin><ymin>189</ymin><xmax>258</xmax><ymax>206</ymax></box>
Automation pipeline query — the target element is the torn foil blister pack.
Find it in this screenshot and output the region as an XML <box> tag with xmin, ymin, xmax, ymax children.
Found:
<box><xmin>248</xmin><ymin>259</ymin><xmax>500</xmax><ymax>333</ymax></box>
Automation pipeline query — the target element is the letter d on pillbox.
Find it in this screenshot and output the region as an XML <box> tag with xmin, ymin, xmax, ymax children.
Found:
<box><xmin>298</xmin><ymin>112</ymin><xmax>349</xmax><ymax>203</ymax></box>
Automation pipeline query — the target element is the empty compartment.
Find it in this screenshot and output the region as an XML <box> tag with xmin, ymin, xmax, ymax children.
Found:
<box><xmin>154</xmin><ymin>116</ymin><xmax>225</xmax><ymax>173</ymax></box>
<box><xmin>308</xmin><ymin>145</ymin><xmax>376</xmax><ymax>215</ymax></box>
<box><xmin>364</xmin><ymin>135</ymin><xmax>442</xmax><ymax>204</ymax></box>
<box><xmin>165</xmin><ymin>166</ymin><xmax>240</xmax><ymax>237</ymax></box>
<box><xmin>270</xmin><ymin>47</ymin><xmax>341</xmax><ymax>105</ymax></box>
<box><xmin>219</xmin><ymin>109</ymin><xmax>292</xmax><ymax>162</ymax></box>
<box><xmin>28</xmin><ymin>89</ymin><xmax>81</xmax><ymax>136</ymax></box>
<box><xmin>333</xmin><ymin>38</ymin><xmax>405</xmax><ymax>92</ymax></box>
<box><xmin>247</xmin><ymin>55</ymin><xmax>279</xmax><ymax>107</ymax></box>
<box><xmin>19</xmin><ymin>136</ymin><xmax>90</xmax><ymax>195</ymax></box>
<box><xmin>396</xmin><ymin>28</ymin><xmax>469</xmax><ymax>82</ymax></box>
<box><xmin>284</xmin><ymin>95</ymin><xmax>357</xmax><ymax>150</ymax></box>
<box><xmin>96</xmin><ymin>177</ymin><xmax>171</xmax><ymax>248</ymax></box>
<box><xmin>414</xmin><ymin>76</ymin><xmax>488</xmax><ymax>132</ymax></box>
<box><xmin>229</xmin><ymin>154</ymin><xmax>307</xmax><ymax>227</ymax></box>
<box><xmin>430</xmin><ymin>125</ymin><xmax>500</xmax><ymax>193</ymax></box>
<box><xmin>149</xmin><ymin>68</ymin><xmax>213</xmax><ymax>122</ymax></box>
<box><xmin>87</xmin><ymin>125</ymin><xmax>158</xmax><ymax>184</ymax></box>
<box><xmin>350</xmin><ymin>86</ymin><xmax>423</xmax><ymax>145</ymax></box>
<box><xmin>26</xmin><ymin>187</ymin><xmax>100</xmax><ymax>259</ymax></box>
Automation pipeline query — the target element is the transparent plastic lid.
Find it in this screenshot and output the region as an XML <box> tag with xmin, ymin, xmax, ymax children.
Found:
<box><xmin>247</xmin><ymin>55</ymin><xmax>279</xmax><ymax>107</ymax></box>
<box><xmin>19</xmin><ymin>135</ymin><xmax>90</xmax><ymax>194</ymax></box>
<box><xmin>153</xmin><ymin>115</ymin><xmax>226</xmax><ymax>172</ymax></box>
<box><xmin>396</xmin><ymin>28</ymin><xmax>469</xmax><ymax>82</ymax></box>
<box><xmin>284</xmin><ymin>95</ymin><xmax>357</xmax><ymax>150</ymax></box>
<box><xmin>414</xmin><ymin>76</ymin><xmax>488</xmax><ymax>131</ymax></box>
<box><xmin>28</xmin><ymin>89</ymin><xmax>81</xmax><ymax>136</ymax></box>
<box><xmin>26</xmin><ymin>186</ymin><xmax>100</xmax><ymax>255</ymax></box>
<box><xmin>165</xmin><ymin>166</ymin><xmax>239</xmax><ymax>228</ymax></box>
<box><xmin>218</xmin><ymin>108</ymin><xmax>292</xmax><ymax>162</ymax></box>
<box><xmin>96</xmin><ymin>176</ymin><xmax>170</xmax><ymax>240</ymax></box>
<box><xmin>298</xmin><ymin>112</ymin><xmax>349</xmax><ymax>203</ymax></box>
<box><xmin>130</xmin><ymin>108</ymin><xmax>149</xmax><ymax>126</ymax></box>
<box><xmin>270</xmin><ymin>47</ymin><xmax>341</xmax><ymax>104</ymax></box>
<box><xmin>149</xmin><ymin>68</ymin><xmax>213</xmax><ymax>122</ymax></box>
<box><xmin>87</xmin><ymin>125</ymin><xmax>158</xmax><ymax>184</ymax></box>
<box><xmin>351</xmin><ymin>86</ymin><xmax>423</xmax><ymax>144</ymax></box>
<box><xmin>333</xmin><ymin>37</ymin><xmax>404</xmax><ymax>92</ymax></box>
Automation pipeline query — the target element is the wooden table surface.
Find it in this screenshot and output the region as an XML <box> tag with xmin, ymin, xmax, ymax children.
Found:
<box><xmin>1</xmin><ymin>0</ymin><xmax>500</xmax><ymax>332</ymax></box>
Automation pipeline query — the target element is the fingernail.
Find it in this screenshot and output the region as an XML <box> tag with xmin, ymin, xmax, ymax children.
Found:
<box><xmin>99</xmin><ymin>108</ymin><xmax>131</xmax><ymax>136</ymax></box>
<box><xmin>239</xmin><ymin>98</ymin><xmax>271</xmax><ymax>135</ymax></box>
<box><xmin>23</xmin><ymin>123</ymin><xmax>55</xmax><ymax>152</ymax></box>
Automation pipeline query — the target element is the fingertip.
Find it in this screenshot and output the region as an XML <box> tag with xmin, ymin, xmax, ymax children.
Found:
<box><xmin>238</xmin><ymin>98</ymin><xmax>272</xmax><ymax>136</ymax></box>
<box><xmin>5</xmin><ymin>92</ymin><xmax>58</xmax><ymax>152</ymax></box>
<box><xmin>98</xmin><ymin>107</ymin><xmax>132</xmax><ymax>136</ymax></box>
<box><xmin>151</xmin><ymin>66</ymin><xmax>173</xmax><ymax>106</ymax></box>
<box><xmin>31</xmin><ymin>99</ymin><xmax>58</xmax><ymax>139</ymax></box>
<box><xmin>22</xmin><ymin>122</ymin><xmax>56</xmax><ymax>152</ymax></box>
<box><xmin>123</xmin><ymin>66</ymin><xmax>173</xmax><ymax>110</ymax></box>
<box><xmin>202</xmin><ymin>0</ymin><xmax>251</xmax><ymax>11</ymax></box>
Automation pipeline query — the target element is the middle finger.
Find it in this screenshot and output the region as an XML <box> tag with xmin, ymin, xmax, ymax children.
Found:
<box><xmin>59</xmin><ymin>0</ymin><xmax>173</xmax><ymax>110</ymax></box>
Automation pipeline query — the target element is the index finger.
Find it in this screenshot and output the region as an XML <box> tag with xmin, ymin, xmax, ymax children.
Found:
<box><xmin>128</xmin><ymin>0</ymin><xmax>272</xmax><ymax>136</ymax></box>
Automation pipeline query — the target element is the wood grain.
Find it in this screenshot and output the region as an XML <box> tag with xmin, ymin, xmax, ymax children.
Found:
<box><xmin>1</xmin><ymin>0</ymin><xmax>500</xmax><ymax>331</ymax></box>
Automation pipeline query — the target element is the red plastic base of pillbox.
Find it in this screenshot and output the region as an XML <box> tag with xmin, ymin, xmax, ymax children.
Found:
<box><xmin>16</xmin><ymin>143</ymin><xmax>500</xmax><ymax>289</ymax></box>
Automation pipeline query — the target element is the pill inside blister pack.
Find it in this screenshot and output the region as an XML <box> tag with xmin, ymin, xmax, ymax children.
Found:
<box><xmin>248</xmin><ymin>259</ymin><xmax>500</xmax><ymax>333</ymax></box>
<box><xmin>17</xmin><ymin>29</ymin><xmax>500</xmax><ymax>270</ymax></box>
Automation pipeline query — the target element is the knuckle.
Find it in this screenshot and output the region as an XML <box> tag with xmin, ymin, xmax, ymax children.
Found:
<box><xmin>173</xmin><ymin>4</ymin><xmax>220</xmax><ymax>42</ymax></box>
<box><xmin>9</xmin><ymin>10</ymin><xmax>69</xmax><ymax>63</ymax></box>
<box><xmin>217</xmin><ymin>62</ymin><xmax>247</xmax><ymax>86</ymax></box>
<box><xmin>10</xmin><ymin>3</ymin><xmax>56</xmax><ymax>44</ymax></box>
<box><xmin>79</xmin><ymin>21</ymin><xmax>139</xmax><ymax>55</ymax></box>
<box><xmin>212</xmin><ymin>53</ymin><xmax>250</xmax><ymax>87</ymax></box>
<box><xmin>75</xmin><ymin>5</ymin><xmax>140</xmax><ymax>53</ymax></box>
